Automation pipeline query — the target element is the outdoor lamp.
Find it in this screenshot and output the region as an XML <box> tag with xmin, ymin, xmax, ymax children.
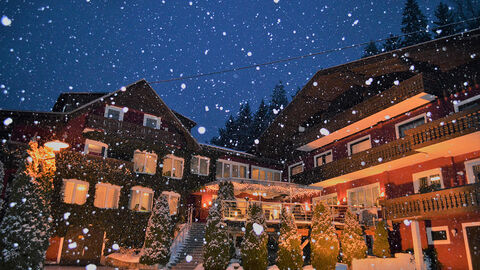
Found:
<box><xmin>44</xmin><ymin>140</ymin><xmax>69</xmax><ymax>152</ymax></box>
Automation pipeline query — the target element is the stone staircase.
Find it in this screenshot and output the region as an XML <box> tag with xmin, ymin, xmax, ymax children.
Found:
<box><xmin>169</xmin><ymin>222</ymin><xmax>206</xmax><ymax>270</ymax></box>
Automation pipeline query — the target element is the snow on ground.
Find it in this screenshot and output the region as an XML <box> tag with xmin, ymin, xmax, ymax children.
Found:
<box><xmin>106</xmin><ymin>252</ymin><xmax>140</xmax><ymax>263</ymax></box>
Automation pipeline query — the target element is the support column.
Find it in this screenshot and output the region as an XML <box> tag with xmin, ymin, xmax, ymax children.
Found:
<box><xmin>411</xmin><ymin>220</ymin><xmax>425</xmax><ymax>270</ymax></box>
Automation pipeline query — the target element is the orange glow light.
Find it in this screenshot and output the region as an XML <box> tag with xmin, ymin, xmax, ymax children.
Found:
<box><xmin>203</xmin><ymin>203</ymin><xmax>207</xmax><ymax>208</ymax></box>
<box><xmin>44</xmin><ymin>140</ymin><xmax>69</xmax><ymax>152</ymax></box>
<box><xmin>380</xmin><ymin>191</ymin><xmax>385</xmax><ymax>197</ymax></box>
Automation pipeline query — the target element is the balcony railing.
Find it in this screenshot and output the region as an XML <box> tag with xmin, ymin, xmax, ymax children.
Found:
<box><xmin>381</xmin><ymin>183</ymin><xmax>480</xmax><ymax>221</ymax></box>
<box><xmin>85</xmin><ymin>114</ymin><xmax>184</xmax><ymax>147</ymax></box>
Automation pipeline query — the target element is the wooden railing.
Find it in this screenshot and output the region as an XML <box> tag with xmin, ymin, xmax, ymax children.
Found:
<box><xmin>85</xmin><ymin>114</ymin><xmax>184</xmax><ymax>146</ymax></box>
<box><xmin>381</xmin><ymin>183</ymin><xmax>480</xmax><ymax>220</ymax></box>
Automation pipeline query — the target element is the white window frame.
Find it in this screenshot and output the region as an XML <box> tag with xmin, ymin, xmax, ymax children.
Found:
<box><xmin>454</xmin><ymin>94</ymin><xmax>480</xmax><ymax>112</ymax></box>
<box><xmin>312</xmin><ymin>192</ymin><xmax>338</xmax><ymax>206</ymax></box>
<box><xmin>465</xmin><ymin>157</ymin><xmax>480</xmax><ymax>184</ymax></box>
<box><xmin>94</xmin><ymin>182</ymin><xmax>121</xmax><ymax>209</ymax></box>
<box><xmin>347</xmin><ymin>182</ymin><xmax>380</xmax><ymax>208</ymax></box>
<box><xmin>162</xmin><ymin>154</ymin><xmax>184</xmax><ymax>179</ymax></box>
<box><xmin>215</xmin><ymin>159</ymin><xmax>249</xmax><ymax>180</ymax></box>
<box><xmin>347</xmin><ymin>135</ymin><xmax>372</xmax><ymax>156</ymax></box>
<box><xmin>104</xmin><ymin>105</ymin><xmax>124</xmax><ymax>121</ymax></box>
<box><xmin>412</xmin><ymin>168</ymin><xmax>444</xmax><ymax>193</ymax></box>
<box><xmin>143</xmin><ymin>113</ymin><xmax>161</xmax><ymax>129</ymax></box>
<box><xmin>190</xmin><ymin>155</ymin><xmax>210</xmax><ymax>176</ymax></box>
<box><xmin>426</xmin><ymin>226</ymin><xmax>450</xmax><ymax>245</ymax></box>
<box><xmin>288</xmin><ymin>161</ymin><xmax>304</xmax><ymax>181</ymax></box>
<box><xmin>84</xmin><ymin>139</ymin><xmax>108</xmax><ymax>157</ymax></box>
<box><xmin>62</xmin><ymin>179</ymin><xmax>89</xmax><ymax>205</ymax></box>
<box><xmin>162</xmin><ymin>191</ymin><xmax>181</xmax><ymax>215</ymax></box>
<box><xmin>129</xmin><ymin>186</ymin><xmax>154</xmax><ymax>212</ymax></box>
<box><xmin>395</xmin><ymin>113</ymin><xmax>427</xmax><ymax>139</ymax></box>
<box><xmin>251</xmin><ymin>166</ymin><xmax>282</xmax><ymax>181</ymax></box>
<box><xmin>314</xmin><ymin>150</ymin><xmax>333</xmax><ymax>167</ymax></box>
<box><xmin>134</xmin><ymin>150</ymin><xmax>158</xmax><ymax>175</ymax></box>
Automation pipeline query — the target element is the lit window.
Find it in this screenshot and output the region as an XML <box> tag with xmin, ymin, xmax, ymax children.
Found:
<box><xmin>130</xmin><ymin>186</ymin><xmax>154</xmax><ymax>212</ymax></box>
<box><xmin>162</xmin><ymin>191</ymin><xmax>180</xmax><ymax>215</ymax></box>
<box><xmin>347</xmin><ymin>135</ymin><xmax>371</xmax><ymax>156</ymax></box>
<box><xmin>427</xmin><ymin>226</ymin><xmax>450</xmax><ymax>245</ymax></box>
<box><xmin>63</xmin><ymin>179</ymin><xmax>89</xmax><ymax>205</ymax></box>
<box><xmin>465</xmin><ymin>158</ymin><xmax>480</xmax><ymax>184</ymax></box>
<box><xmin>395</xmin><ymin>114</ymin><xmax>426</xmax><ymax>138</ymax></box>
<box><xmin>251</xmin><ymin>166</ymin><xmax>282</xmax><ymax>181</ymax></box>
<box><xmin>190</xmin><ymin>156</ymin><xmax>210</xmax><ymax>176</ymax></box>
<box><xmin>94</xmin><ymin>183</ymin><xmax>121</xmax><ymax>209</ymax></box>
<box><xmin>454</xmin><ymin>94</ymin><xmax>480</xmax><ymax>112</ymax></box>
<box><xmin>163</xmin><ymin>155</ymin><xmax>184</xmax><ymax>179</ymax></box>
<box><xmin>413</xmin><ymin>168</ymin><xmax>444</xmax><ymax>193</ymax></box>
<box><xmin>104</xmin><ymin>105</ymin><xmax>124</xmax><ymax>121</ymax></box>
<box><xmin>289</xmin><ymin>162</ymin><xmax>304</xmax><ymax>180</ymax></box>
<box><xmin>84</xmin><ymin>139</ymin><xmax>108</xmax><ymax>157</ymax></box>
<box><xmin>143</xmin><ymin>114</ymin><xmax>161</xmax><ymax>129</ymax></box>
<box><xmin>313</xmin><ymin>193</ymin><xmax>338</xmax><ymax>206</ymax></box>
<box><xmin>134</xmin><ymin>150</ymin><xmax>158</xmax><ymax>175</ymax></box>
<box><xmin>347</xmin><ymin>183</ymin><xmax>380</xmax><ymax>208</ymax></box>
<box><xmin>215</xmin><ymin>160</ymin><xmax>248</xmax><ymax>179</ymax></box>
<box><xmin>314</xmin><ymin>150</ymin><xmax>333</xmax><ymax>167</ymax></box>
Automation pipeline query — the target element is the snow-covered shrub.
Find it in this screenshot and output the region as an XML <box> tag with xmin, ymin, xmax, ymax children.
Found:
<box><xmin>340</xmin><ymin>210</ymin><xmax>367</xmax><ymax>266</ymax></box>
<box><xmin>217</xmin><ymin>181</ymin><xmax>235</xmax><ymax>201</ymax></box>
<box><xmin>241</xmin><ymin>203</ymin><xmax>268</xmax><ymax>270</ymax></box>
<box><xmin>140</xmin><ymin>194</ymin><xmax>173</xmax><ymax>266</ymax></box>
<box><xmin>310</xmin><ymin>203</ymin><xmax>339</xmax><ymax>270</ymax></box>
<box><xmin>277</xmin><ymin>208</ymin><xmax>303</xmax><ymax>270</ymax></box>
<box><xmin>373</xmin><ymin>220</ymin><xmax>391</xmax><ymax>258</ymax></box>
<box><xmin>204</xmin><ymin>199</ymin><xmax>231</xmax><ymax>270</ymax></box>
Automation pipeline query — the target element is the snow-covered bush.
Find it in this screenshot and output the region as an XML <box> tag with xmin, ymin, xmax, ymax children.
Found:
<box><xmin>310</xmin><ymin>203</ymin><xmax>339</xmax><ymax>270</ymax></box>
<box><xmin>340</xmin><ymin>210</ymin><xmax>367</xmax><ymax>266</ymax></box>
<box><xmin>204</xmin><ymin>199</ymin><xmax>231</xmax><ymax>270</ymax></box>
<box><xmin>217</xmin><ymin>181</ymin><xmax>235</xmax><ymax>201</ymax></box>
<box><xmin>140</xmin><ymin>194</ymin><xmax>173</xmax><ymax>266</ymax></box>
<box><xmin>277</xmin><ymin>208</ymin><xmax>303</xmax><ymax>270</ymax></box>
<box><xmin>373</xmin><ymin>220</ymin><xmax>391</xmax><ymax>258</ymax></box>
<box><xmin>241</xmin><ymin>203</ymin><xmax>268</xmax><ymax>270</ymax></box>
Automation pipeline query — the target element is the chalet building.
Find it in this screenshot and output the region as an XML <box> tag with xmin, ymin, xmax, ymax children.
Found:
<box><xmin>0</xmin><ymin>29</ymin><xmax>479</xmax><ymax>269</ymax></box>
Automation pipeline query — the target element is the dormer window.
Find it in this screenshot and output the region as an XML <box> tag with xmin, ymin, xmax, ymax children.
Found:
<box><xmin>84</xmin><ymin>139</ymin><xmax>108</xmax><ymax>157</ymax></box>
<box><xmin>104</xmin><ymin>105</ymin><xmax>124</xmax><ymax>121</ymax></box>
<box><xmin>143</xmin><ymin>114</ymin><xmax>161</xmax><ymax>129</ymax></box>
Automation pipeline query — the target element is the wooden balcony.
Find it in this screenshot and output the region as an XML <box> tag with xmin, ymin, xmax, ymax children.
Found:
<box><xmin>85</xmin><ymin>114</ymin><xmax>185</xmax><ymax>147</ymax></box>
<box><xmin>380</xmin><ymin>183</ymin><xmax>480</xmax><ymax>221</ymax></box>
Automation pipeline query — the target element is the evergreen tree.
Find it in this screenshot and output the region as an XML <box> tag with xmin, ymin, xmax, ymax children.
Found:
<box><xmin>268</xmin><ymin>81</ymin><xmax>289</xmax><ymax>123</ymax></box>
<box><xmin>362</xmin><ymin>41</ymin><xmax>380</xmax><ymax>58</ymax></box>
<box><xmin>453</xmin><ymin>0</ymin><xmax>480</xmax><ymax>30</ymax></box>
<box><xmin>401</xmin><ymin>0</ymin><xmax>431</xmax><ymax>47</ymax></box>
<box><xmin>204</xmin><ymin>199</ymin><xmax>231</xmax><ymax>270</ymax></box>
<box><xmin>277</xmin><ymin>208</ymin><xmax>303</xmax><ymax>270</ymax></box>
<box><xmin>383</xmin><ymin>34</ymin><xmax>401</xmax><ymax>51</ymax></box>
<box><xmin>241</xmin><ymin>203</ymin><xmax>268</xmax><ymax>270</ymax></box>
<box><xmin>251</xmin><ymin>99</ymin><xmax>270</xmax><ymax>144</ymax></box>
<box><xmin>373</xmin><ymin>220</ymin><xmax>391</xmax><ymax>258</ymax></box>
<box><xmin>236</xmin><ymin>103</ymin><xmax>253</xmax><ymax>151</ymax></box>
<box><xmin>211</xmin><ymin>115</ymin><xmax>238</xmax><ymax>149</ymax></box>
<box><xmin>0</xmin><ymin>160</ymin><xmax>4</xmax><ymax>211</ymax></box>
<box><xmin>340</xmin><ymin>211</ymin><xmax>367</xmax><ymax>266</ymax></box>
<box><xmin>310</xmin><ymin>203</ymin><xmax>339</xmax><ymax>270</ymax></box>
<box><xmin>434</xmin><ymin>2</ymin><xmax>457</xmax><ymax>38</ymax></box>
<box><xmin>217</xmin><ymin>181</ymin><xmax>235</xmax><ymax>201</ymax></box>
<box><xmin>140</xmin><ymin>194</ymin><xmax>173</xmax><ymax>266</ymax></box>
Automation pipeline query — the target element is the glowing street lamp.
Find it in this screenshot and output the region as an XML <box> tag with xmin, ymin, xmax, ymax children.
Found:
<box><xmin>44</xmin><ymin>140</ymin><xmax>69</xmax><ymax>152</ymax></box>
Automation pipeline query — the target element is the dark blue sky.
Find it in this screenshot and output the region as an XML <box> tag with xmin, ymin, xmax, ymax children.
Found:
<box><xmin>0</xmin><ymin>0</ymin><xmax>443</xmax><ymax>142</ymax></box>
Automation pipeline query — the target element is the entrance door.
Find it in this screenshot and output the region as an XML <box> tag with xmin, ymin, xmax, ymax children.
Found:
<box><xmin>463</xmin><ymin>222</ymin><xmax>480</xmax><ymax>270</ymax></box>
<box><xmin>61</xmin><ymin>227</ymin><xmax>105</xmax><ymax>265</ymax></box>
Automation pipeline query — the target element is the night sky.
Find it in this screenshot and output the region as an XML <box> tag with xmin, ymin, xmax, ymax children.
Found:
<box><xmin>0</xmin><ymin>0</ymin><xmax>443</xmax><ymax>142</ymax></box>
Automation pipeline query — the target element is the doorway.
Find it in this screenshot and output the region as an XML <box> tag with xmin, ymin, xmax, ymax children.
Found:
<box><xmin>462</xmin><ymin>222</ymin><xmax>480</xmax><ymax>270</ymax></box>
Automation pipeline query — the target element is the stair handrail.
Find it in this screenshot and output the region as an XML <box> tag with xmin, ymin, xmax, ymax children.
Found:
<box><xmin>169</xmin><ymin>206</ymin><xmax>194</xmax><ymax>264</ymax></box>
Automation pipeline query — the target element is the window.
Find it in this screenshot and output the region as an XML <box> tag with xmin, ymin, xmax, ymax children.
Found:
<box><xmin>191</xmin><ymin>156</ymin><xmax>210</xmax><ymax>176</ymax></box>
<box><xmin>412</xmin><ymin>168</ymin><xmax>444</xmax><ymax>193</ymax></box>
<box><xmin>454</xmin><ymin>94</ymin><xmax>480</xmax><ymax>112</ymax></box>
<box><xmin>427</xmin><ymin>226</ymin><xmax>450</xmax><ymax>245</ymax></box>
<box><xmin>313</xmin><ymin>193</ymin><xmax>338</xmax><ymax>206</ymax></box>
<box><xmin>347</xmin><ymin>135</ymin><xmax>371</xmax><ymax>156</ymax></box>
<box><xmin>288</xmin><ymin>162</ymin><xmax>304</xmax><ymax>180</ymax></box>
<box><xmin>94</xmin><ymin>183</ymin><xmax>121</xmax><ymax>209</ymax></box>
<box><xmin>162</xmin><ymin>155</ymin><xmax>184</xmax><ymax>179</ymax></box>
<box><xmin>395</xmin><ymin>114</ymin><xmax>427</xmax><ymax>138</ymax></box>
<box><xmin>314</xmin><ymin>150</ymin><xmax>333</xmax><ymax>167</ymax></box>
<box><xmin>63</xmin><ymin>179</ymin><xmax>89</xmax><ymax>205</ymax></box>
<box><xmin>162</xmin><ymin>191</ymin><xmax>180</xmax><ymax>215</ymax></box>
<box><xmin>104</xmin><ymin>105</ymin><xmax>124</xmax><ymax>121</ymax></box>
<box><xmin>347</xmin><ymin>182</ymin><xmax>380</xmax><ymax>208</ymax></box>
<box><xmin>130</xmin><ymin>186</ymin><xmax>154</xmax><ymax>212</ymax></box>
<box><xmin>143</xmin><ymin>114</ymin><xmax>161</xmax><ymax>129</ymax></box>
<box><xmin>465</xmin><ymin>158</ymin><xmax>480</xmax><ymax>184</ymax></box>
<box><xmin>251</xmin><ymin>166</ymin><xmax>282</xmax><ymax>181</ymax></box>
<box><xmin>84</xmin><ymin>139</ymin><xmax>108</xmax><ymax>157</ymax></box>
<box><xmin>134</xmin><ymin>150</ymin><xmax>158</xmax><ymax>175</ymax></box>
<box><xmin>215</xmin><ymin>159</ymin><xmax>248</xmax><ymax>179</ymax></box>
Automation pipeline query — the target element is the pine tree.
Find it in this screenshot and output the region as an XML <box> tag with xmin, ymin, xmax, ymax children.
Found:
<box><xmin>362</xmin><ymin>41</ymin><xmax>380</xmax><ymax>58</ymax></box>
<box><xmin>277</xmin><ymin>208</ymin><xmax>303</xmax><ymax>270</ymax></box>
<box><xmin>310</xmin><ymin>203</ymin><xmax>339</xmax><ymax>270</ymax></box>
<box><xmin>236</xmin><ymin>103</ymin><xmax>253</xmax><ymax>151</ymax></box>
<box><xmin>203</xmin><ymin>200</ymin><xmax>231</xmax><ymax>270</ymax></box>
<box><xmin>453</xmin><ymin>0</ymin><xmax>480</xmax><ymax>30</ymax></box>
<box><xmin>373</xmin><ymin>220</ymin><xmax>391</xmax><ymax>258</ymax></box>
<box><xmin>340</xmin><ymin>211</ymin><xmax>367</xmax><ymax>266</ymax></box>
<box><xmin>241</xmin><ymin>203</ymin><xmax>268</xmax><ymax>270</ymax></box>
<box><xmin>211</xmin><ymin>115</ymin><xmax>238</xmax><ymax>149</ymax></box>
<box><xmin>268</xmin><ymin>81</ymin><xmax>289</xmax><ymax>123</ymax></box>
<box><xmin>383</xmin><ymin>34</ymin><xmax>401</xmax><ymax>51</ymax></box>
<box><xmin>251</xmin><ymin>99</ymin><xmax>269</xmax><ymax>144</ymax></box>
<box><xmin>434</xmin><ymin>2</ymin><xmax>457</xmax><ymax>38</ymax></box>
<box><xmin>0</xmin><ymin>160</ymin><xmax>4</xmax><ymax>211</ymax></box>
<box><xmin>401</xmin><ymin>0</ymin><xmax>431</xmax><ymax>47</ymax></box>
<box><xmin>217</xmin><ymin>181</ymin><xmax>235</xmax><ymax>201</ymax></box>
<box><xmin>140</xmin><ymin>194</ymin><xmax>173</xmax><ymax>266</ymax></box>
